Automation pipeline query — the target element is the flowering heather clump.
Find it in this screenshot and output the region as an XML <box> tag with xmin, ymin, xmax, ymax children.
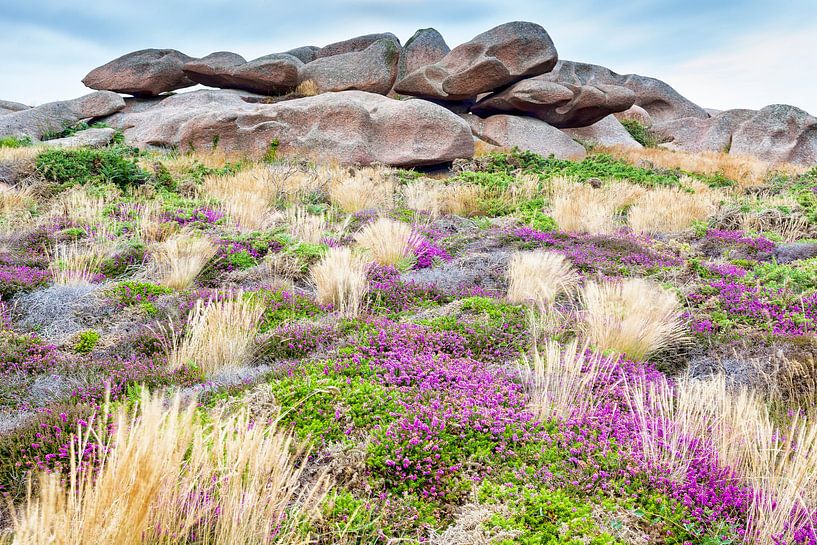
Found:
<box><xmin>0</xmin><ymin>264</ymin><xmax>50</xmax><ymax>297</ymax></box>
<box><xmin>0</xmin><ymin>331</ymin><xmax>60</xmax><ymax>375</ymax></box>
<box><xmin>162</xmin><ymin>207</ymin><xmax>224</xmax><ymax>226</ymax></box>
<box><xmin>705</xmin><ymin>229</ymin><xmax>776</xmax><ymax>253</ymax></box>
<box><xmin>509</xmin><ymin>227</ymin><xmax>682</xmax><ymax>274</ymax></box>
<box><xmin>690</xmin><ymin>279</ymin><xmax>817</xmax><ymax>336</ymax></box>
<box><xmin>367</xmin><ymin>265</ymin><xmax>450</xmax><ymax>312</ymax></box>
<box><xmin>412</xmin><ymin>237</ymin><xmax>452</xmax><ymax>269</ymax></box>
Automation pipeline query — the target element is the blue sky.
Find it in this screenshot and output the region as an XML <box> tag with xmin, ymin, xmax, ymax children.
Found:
<box><xmin>2</xmin><ymin>0</ymin><xmax>816</xmax><ymax>113</ymax></box>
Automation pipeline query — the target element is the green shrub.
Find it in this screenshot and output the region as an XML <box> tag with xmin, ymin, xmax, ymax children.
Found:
<box><xmin>620</xmin><ymin>119</ymin><xmax>663</xmax><ymax>148</ymax></box>
<box><xmin>35</xmin><ymin>147</ymin><xmax>149</xmax><ymax>189</ymax></box>
<box><xmin>0</xmin><ymin>135</ymin><xmax>33</xmax><ymax>148</ymax></box>
<box><xmin>110</xmin><ymin>280</ymin><xmax>172</xmax><ymax>307</ymax></box>
<box><xmin>73</xmin><ymin>330</ymin><xmax>100</xmax><ymax>354</ymax></box>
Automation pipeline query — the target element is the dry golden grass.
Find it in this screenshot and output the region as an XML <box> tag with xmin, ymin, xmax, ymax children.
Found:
<box><xmin>0</xmin><ymin>146</ymin><xmax>40</xmax><ymax>163</ymax></box>
<box><xmin>325</xmin><ymin>166</ymin><xmax>395</xmax><ymax>213</ymax></box>
<box><xmin>286</xmin><ymin>206</ymin><xmax>327</xmax><ymax>244</ymax></box>
<box><xmin>310</xmin><ymin>247</ymin><xmax>368</xmax><ymax>317</ymax></box>
<box><xmin>203</xmin><ymin>166</ymin><xmax>277</xmax><ymax>231</ymax></box>
<box><xmin>295</xmin><ymin>79</ymin><xmax>319</xmax><ymax>96</ymax></box>
<box><xmin>444</xmin><ymin>184</ymin><xmax>486</xmax><ymax>217</ymax></box>
<box><xmin>354</xmin><ymin>217</ymin><xmax>418</xmax><ymax>266</ymax></box>
<box><xmin>602</xmin><ymin>146</ymin><xmax>806</xmax><ymax>189</ymax></box>
<box><xmin>403</xmin><ymin>179</ymin><xmax>444</xmax><ymax>217</ymax></box>
<box><xmin>550</xmin><ymin>183</ymin><xmax>617</xmax><ymax>234</ymax></box>
<box><xmin>48</xmin><ymin>240</ymin><xmax>110</xmax><ymax>286</ymax></box>
<box><xmin>164</xmin><ymin>291</ymin><xmax>265</xmax><ymax>374</ymax></box>
<box><xmin>5</xmin><ymin>390</ymin><xmax>325</xmax><ymax>545</ymax></box>
<box><xmin>151</xmin><ymin>149</ymin><xmax>243</xmax><ymax>177</ymax></box>
<box><xmin>580</xmin><ymin>278</ymin><xmax>686</xmax><ymax>360</ymax></box>
<box><xmin>626</xmin><ymin>373</ymin><xmax>817</xmax><ymax>544</ymax></box>
<box><xmin>628</xmin><ymin>186</ymin><xmax>718</xmax><ymax>234</ymax></box>
<box><xmin>153</xmin><ymin>233</ymin><xmax>217</xmax><ymax>290</ymax></box>
<box><xmin>50</xmin><ymin>186</ymin><xmax>113</xmax><ymax>225</ymax></box>
<box><xmin>506</xmin><ymin>250</ymin><xmax>579</xmax><ymax>309</ymax></box>
<box><xmin>265</xmin><ymin>164</ymin><xmax>325</xmax><ymax>205</ymax></box>
<box><xmin>524</xmin><ymin>339</ymin><xmax>614</xmax><ymax>423</ymax></box>
<box><xmin>0</xmin><ymin>183</ymin><xmax>35</xmax><ymax>217</ymax></box>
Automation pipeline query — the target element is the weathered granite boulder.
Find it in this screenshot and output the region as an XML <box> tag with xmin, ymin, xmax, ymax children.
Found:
<box><xmin>654</xmin><ymin>109</ymin><xmax>755</xmax><ymax>154</ymax></box>
<box><xmin>396</xmin><ymin>28</ymin><xmax>450</xmax><ymax>84</ymax></box>
<box><xmin>462</xmin><ymin>113</ymin><xmax>587</xmax><ymax>160</ymax></box>
<box><xmin>0</xmin><ymin>92</ymin><xmax>125</xmax><ymax>140</ymax></box>
<box><xmin>729</xmin><ymin>105</ymin><xmax>817</xmax><ymax>166</ymax></box>
<box><xmin>121</xmin><ymin>90</ymin><xmax>474</xmax><ymax>167</ymax></box>
<box><xmin>82</xmin><ymin>49</ymin><xmax>197</xmax><ymax>96</ymax></box>
<box><xmin>316</xmin><ymin>33</ymin><xmax>400</xmax><ymax>58</ymax></box>
<box><xmin>394</xmin><ymin>21</ymin><xmax>558</xmax><ymax>100</ymax></box>
<box><xmin>614</xmin><ymin>105</ymin><xmax>653</xmax><ymax>126</ymax></box>
<box><xmin>284</xmin><ymin>46</ymin><xmax>320</xmax><ymax>63</ymax></box>
<box><xmin>0</xmin><ymin>99</ymin><xmax>30</xmax><ymax>115</ymax></box>
<box><xmin>472</xmin><ymin>74</ymin><xmax>636</xmax><ymax>128</ymax></box>
<box><xmin>562</xmin><ymin>115</ymin><xmax>643</xmax><ymax>149</ymax></box>
<box><xmin>43</xmin><ymin>127</ymin><xmax>117</xmax><ymax>148</ymax></box>
<box><xmin>183</xmin><ymin>52</ymin><xmax>302</xmax><ymax>95</ymax></box>
<box><xmin>299</xmin><ymin>39</ymin><xmax>400</xmax><ymax>95</ymax></box>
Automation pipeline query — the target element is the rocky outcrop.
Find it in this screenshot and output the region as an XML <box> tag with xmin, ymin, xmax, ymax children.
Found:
<box><xmin>299</xmin><ymin>39</ymin><xmax>399</xmax><ymax>95</ymax></box>
<box><xmin>562</xmin><ymin>115</ymin><xmax>642</xmax><ymax>149</ymax></box>
<box><xmin>730</xmin><ymin>105</ymin><xmax>817</xmax><ymax>166</ymax></box>
<box><xmin>472</xmin><ymin>74</ymin><xmax>636</xmax><ymax>128</ymax></box>
<box><xmin>121</xmin><ymin>90</ymin><xmax>473</xmax><ymax>167</ymax></box>
<box><xmin>82</xmin><ymin>49</ymin><xmax>196</xmax><ymax>97</ymax></box>
<box><xmin>394</xmin><ymin>21</ymin><xmax>557</xmax><ymax>101</ymax></box>
<box><xmin>396</xmin><ymin>28</ymin><xmax>449</xmax><ymax>84</ymax></box>
<box><xmin>540</xmin><ymin>60</ymin><xmax>709</xmax><ymax>124</ymax></box>
<box><xmin>654</xmin><ymin>105</ymin><xmax>817</xmax><ymax>166</ymax></box>
<box><xmin>316</xmin><ymin>33</ymin><xmax>400</xmax><ymax>59</ymax></box>
<box><xmin>43</xmin><ymin>127</ymin><xmax>117</xmax><ymax>148</ymax></box>
<box><xmin>183</xmin><ymin>52</ymin><xmax>302</xmax><ymax>95</ymax></box>
<box><xmin>0</xmin><ymin>92</ymin><xmax>125</xmax><ymax>140</ymax></box>
<box><xmin>463</xmin><ymin>113</ymin><xmax>587</xmax><ymax>160</ymax></box>
<box><xmin>654</xmin><ymin>109</ymin><xmax>755</xmax><ymax>154</ymax></box>
<box><xmin>0</xmin><ymin>99</ymin><xmax>30</xmax><ymax>115</ymax></box>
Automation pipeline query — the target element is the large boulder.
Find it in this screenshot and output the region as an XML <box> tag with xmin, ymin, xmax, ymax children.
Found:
<box><xmin>316</xmin><ymin>33</ymin><xmax>400</xmax><ymax>59</ymax></box>
<box><xmin>463</xmin><ymin>113</ymin><xmax>587</xmax><ymax>160</ymax></box>
<box><xmin>43</xmin><ymin>127</ymin><xmax>117</xmax><ymax>148</ymax></box>
<box><xmin>562</xmin><ymin>115</ymin><xmax>643</xmax><ymax>149</ymax></box>
<box><xmin>654</xmin><ymin>109</ymin><xmax>755</xmax><ymax>154</ymax></box>
<box><xmin>396</xmin><ymin>28</ymin><xmax>450</xmax><ymax>84</ymax></box>
<box><xmin>121</xmin><ymin>90</ymin><xmax>474</xmax><ymax>167</ymax></box>
<box><xmin>394</xmin><ymin>21</ymin><xmax>558</xmax><ymax>101</ymax></box>
<box><xmin>536</xmin><ymin>60</ymin><xmax>708</xmax><ymax>124</ymax></box>
<box><xmin>0</xmin><ymin>92</ymin><xmax>125</xmax><ymax>140</ymax></box>
<box><xmin>183</xmin><ymin>52</ymin><xmax>302</xmax><ymax>95</ymax></box>
<box><xmin>614</xmin><ymin>104</ymin><xmax>652</xmax><ymax>126</ymax></box>
<box><xmin>298</xmin><ymin>39</ymin><xmax>400</xmax><ymax>95</ymax></box>
<box><xmin>471</xmin><ymin>74</ymin><xmax>636</xmax><ymax>128</ymax></box>
<box><xmin>82</xmin><ymin>49</ymin><xmax>197</xmax><ymax>97</ymax></box>
<box><xmin>0</xmin><ymin>99</ymin><xmax>30</xmax><ymax>115</ymax></box>
<box><xmin>730</xmin><ymin>105</ymin><xmax>817</xmax><ymax>166</ymax></box>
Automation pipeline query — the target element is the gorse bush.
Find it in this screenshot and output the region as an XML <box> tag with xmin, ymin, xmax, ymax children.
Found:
<box><xmin>35</xmin><ymin>147</ymin><xmax>149</xmax><ymax>189</ymax></box>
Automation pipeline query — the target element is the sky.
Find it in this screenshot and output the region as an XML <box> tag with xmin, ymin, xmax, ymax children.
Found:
<box><xmin>2</xmin><ymin>0</ymin><xmax>816</xmax><ymax>113</ymax></box>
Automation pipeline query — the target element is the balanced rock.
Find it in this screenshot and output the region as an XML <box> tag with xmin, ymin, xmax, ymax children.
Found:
<box><xmin>82</xmin><ymin>49</ymin><xmax>196</xmax><ymax>96</ymax></box>
<box><xmin>463</xmin><ymin>113</ymin><xmax>587</xmax><ymax>160</ymax></box>
<box><xmin>0</xmin><ymin>91</ymin><xmax>125</xmax><ymax>140</ymax></box>
<box><xmin>472</xmin><ymin>73</ymin><xmax>636</xmax><ymax>128</ymax></box>
<box><xmin>183</xmin><ymin>52</ymin><xmax>302</xmax><ymax>95</ymax></box>
<box><xmin>121</xmin><ymin>90</ymin><xmax>473</xmax><ymax>167</ymax></box>
<box><xmin>394</xmin><ymin>21</ymin><xmax>558</xmax><ymax>100</ymax></box>
<box><xmin>396</xmin><ymin>28</ymin><xmax>450</xmax><ymax>84</ymax></box>
<box><xmin>316</xmin><ymin>33</ymin><xmax>400</xmax><ymax>58</ymax></box>
<box><xmin>299</xmin><ymin>39</ymin><xmax>399</xmax><ymax>95</ymax></box>
<box><xmin>43</xmin><ymin>127</ymin><xmax>117</xmax><ymax>148</ymax></box>
<box><xmin>562</xmin><ymin>115</ymin><xmax>643</xmax><ymax>149</ymax></box>
<box><xmin>540</xmin><ymin>60</ymin><xmax>708</xmax><ymax>124</ymax></box>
